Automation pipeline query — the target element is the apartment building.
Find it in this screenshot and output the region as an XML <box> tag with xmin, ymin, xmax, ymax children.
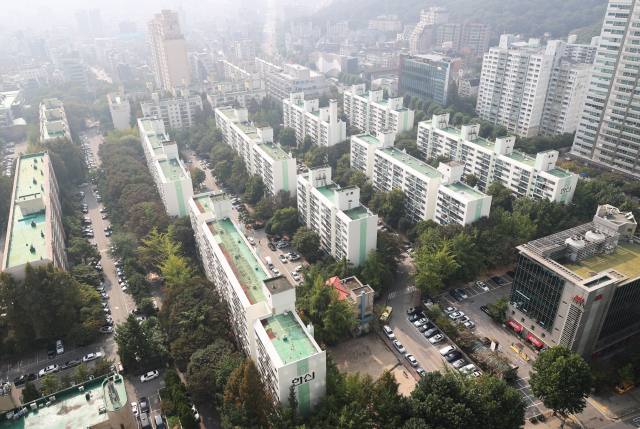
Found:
<box><xmin>19</xmin><ymin>65</ymin><xmax>46</xmax><ymax>80</ymax></box>
<box><xmin>283</xmin><ymin>92</ymin><xmax>346</xmax><ymax>147</ymax></box>
<box><xmin>344</xmin><ymin>84</ymin><xmax>414</xmax><ymax>134</ymax></box>
<box><xmin>235</xmin><ymin>40</ymin><xmax>256</xmax><ymax>62</ymax></box>
<box><xmin>2</xmin><ymin>152</ymin><xmax>66</xmax><ymax>279</ymax></box>
<box><xmin>418</xmin><ymin>114</ymin><xmax>578</xmax><ymax>203</ymax></box>
<box><xmin>215</xmin><ymin>107</ymin><xmax>297</xmax><ymax>197</ymax></box>
<box><xmin>107</xmin><ymin>86</ymin><xmax>132</xmax><ymax>130</ymax></box>
<box><xmin>436</xmin><ymin>22</ymin><xmax>491</xmax><ymax>56</ymax></box>
<box><xmin>223</xmin><ymin>60</ymin><xmax>263</xmax><ymax>90</ymax></box>
<box><xmin>399</xmin><ymin>55</ymin><xmax>454</xmax><ymax>107</ymax></box>
<box><xmin>368</xmin><ymin>15</ymin><xmax>402</xmax><ymax>32</ymax></box>
<box><xmin>255</xmin><ymin>57</ymin><xmax>283</xmax><ymax>85</ymax></box>
<box><xmin>297</xmin><ymin>166</ymin><xmax>377</xmax><ymax>266</ymax></box>
<box><xmin>140</xmin><ymin>89</ymin><xmax>203</xmax><ymax>130</ymax></box>
<box><xmin>148</xmin><ymin>10</ymin><xmax>190</xmax><ymax>90</ymax></box>
<box><xmin>206</xmin><ymin>80</ymin><xmax>266</xmax><ymax>109</ymax></box>
<box><xmin>262</xmin><ymin>63</ymin><xmax>329</xmax><ymax>101</ymax></box>
<box><xmin>137</xmin><ymin>117</ymin><xmax>194</xmax><ymax>217</ymax></box>
<box><xmin>507</xmin><ymin>207</ymin><xmax>640</xmax><ymax>358</ymax></box>
<box><xmin>39</xmin><ymin>98</ymin><xmax>71</xmax><ymax>143</ymax></box>
<box><xmin>188</xmin><ymin>192</ymin><xmax>326</xmax><ymax>415</ymax></box>
<box><xmin>290</xmin><ymin>22</ymin><xmax>318</xmax><ymax>40</ymax></box>
<box><xmin>187</xmin><ymin>52</ymin><xmax>217</xmax><ymax>81</ymax></box>
<box><xmin>420</xmin><ymin>7</ymin><xmax>450</xmax><ymax>25</ymax></box>
<box><xmin>0</xmin><ymin>90</ymin><xmax>25</xmax><ymax>128</ymax></box>
<box><xmin>570</xmin><ymin>0</ymin><xmax>640</xmax><ymax>178</ymax></box>
<box><xmin>327</xmin><ymin>21</ymin><xmax>349</xmax><ymax>38</ymax></box>
<box><xmin>565</xmin><ymin>34</ymin><xmax>598</xmax><ymax>64</ymax></box>
<box><xmin>62</xmin><ymin>60</ymin><xmax>88</xmax><ymax>89</ymax></box>
<box><xmin>351</xmin><ymin>130</ymin><xmax>491</xmax><ymax>225</ymax></box>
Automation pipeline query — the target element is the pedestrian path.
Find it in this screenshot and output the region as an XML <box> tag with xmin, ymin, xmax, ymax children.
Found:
<box><xmin>388</xmin><ymin>285</ymin><xmax>416</xmax><ymax>300</ymax></box>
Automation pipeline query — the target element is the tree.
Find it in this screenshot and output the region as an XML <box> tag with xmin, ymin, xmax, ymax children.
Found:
<box><xmin>267</xmin><ymin>207</ymin><xmax>300</xmax><ymax>237</ymax></box>
<box><xmin>187</xmin><ymin>339</ymin><xmax>243</xmax><ymax>405</ymax></box>
<box><xmin>473</xmin><ymin>375</ymin><xmax>526</xmax><ymax>429</ymax></box>
<box><xmin>190</xmin><ymin>168</ymin><xmax>206</xmax><ymax>189</ymax></box>
<box><xmin>22</xmin><ymin>381</ymin><xmax>40</xmax><ymax>402</ymax></box>
<box><xmin>161</xmin><ymin>254</ymin><xmax>197</xmax><ymax>287</ymax></box>
<box><xmin>306</xmin><ymin>61</ymin><xmax>317</xmax><ymax>71</ymax></box>
<box><xmin>92</xmin><ymin>357</ymin><xmax>116</xmax><ymax>377</ymax></box>
<box><xmin>67</xmin><ymin>237</ymin><xmax>101</xmax><ymax>265</ymax></box>
<box><xmin>596</xmin><ymin>172</ymin><xmax>626</xmax><ymax>188</ymax></box>
<box><xmin>623</xmin><ymin>181</ymin><xmax>640</xmax><ymax>198</ymax></box>
<box><xmin>299</xmin><ymin>134</ymin><xmax>314</xmax><ymax>154</ymax></box>
<box><xmin>619</xmin><ymin>363</ymin><xmax>635</xmax><ymax>384</ymax></box>
<box><xmin>371</xmin><ymin>189</ymin><xmax>407</xmax><ymax>228</ymax></box>
<box><xmin>41</xmin><ymin>372</ymin><xmax>61</xmax><ymax>395</ymax></box>
<box><xmin>529</xmin><ymin>345</ymin><xmax>593</xmax><ymax>428</ymax></box>
<box><xmin>361</xmin><ymin>249</ymin><xmax>394</xmax><ymax>292</ymax></box>
<box><xmin>377</xmin><ymin>231</ymin><xmax>407</xmax><ymax>274</ymax></box>
<box><xmin>279</xmin><ymin>127</ymin><xmax>297</xmax><ymax>147</ymax></box>
<box><xmin>114</xmin><ymin>313</ymin><xmax>152</xmax><ymax>368</ymax></box>
<box><xmin>487</xmin><ymin>181</ymin><xmax>516</xmax><ymax>212</ymax></box>
<box><xmin>243</xmin><ymin>174</ymin><xmax>265</xmax><ymax>205</ymax></box>
<box><xmin>239</xmin><ymin>360</ymin><xmax>272</xmax><ymax>427</ymax></box>
<box><xmin>213</xmin><ymin>160</ymin><xmax>232</xmax><ymax>181</ymax></box>
<box><xmin>70</xmin><ymin>264</ymin><xmax>100</xmax><ymax>287</ymax></box>
<box><xmin>323</xmin><ymin>291</ymin><xmax>354</xmax><ymax>344</ymax></box>
<box><xmin>411</xmin><ymin>242</ymin><xmax>460</xmax><ymax>293</ymax></box>
<box><xmin>60</xmin><ymin>372</ymin><xmax>73</xmax><ymax>389</ymax></box>
<box><xmin>291</xmin><ymin>227</ymin><xmax>323</xmax><ymax>263</ymax></box>
<box><xmin>463</xmin><ymin>174</ymin><xmax>479</xmax><ymax>187</ymax></box>
<box><xmin>450</xmin><ymin>232</ymin><xmax>485</xmax><ymax>282</ymax></box>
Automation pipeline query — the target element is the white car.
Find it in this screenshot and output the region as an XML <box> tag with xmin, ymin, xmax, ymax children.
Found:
<box><xmin>476</xmin><ymin>281</ymin><xmax>490</xmax><ymax>292</ymax></box>
<box><xmin>449</xmin><ymin>311</ymin><xmax>465</xmax><ymax>320</ymax></box>
<box><xmin>131</xmin><ymin>402</ymin><xmax>139</xmax><ymax>416</ymax></box>
<box><xmin>278</xmin><ymin>254</ymin><xmax>288</xmax><ymax>263</ymax></box>
<box><xmin>405</xmin><ymin>354</ymin><xmax>418</xmax><ymax>367</ymax></box>
<box><xmin>99</xmin><ymin>326</ymin><xmax>114</xmax><ymax>334</ymax></box>
<box><xmin>459</xmin><ymin>364</ymin><xmax>476</xmax><ymax>374</ymax></box>
<box><xmin>413</xmin><ymin>318</ymin><xmax>429</xmax><ymax>327</ymax></box>
<box><xmin>248</xmin><ymin>237</ymin><xmax>255</xmax><ymax>245</ymax></box>
<box><xmin>140</xmin><ymin>370</ymin><xmax>159</xmax><ymax>382</ymax></box>
<box><xmin>439</xmin><ymin>345</ymin><xmax>456</xmax><ymax>356</ymax></box>
<box><xmin>463</xmin><ymin>321</ymin><xmax>476</xmax><ymax>329</ymax></box>
<box><xmin>295</xmin><ymin>266</ymin><xmax>303</xmax><ymax>272</ymax></box>
<box><xmin>82</xmin><ymin>352</ymin><xmax>102</xmax><ymax>363</ymax></box>
<box><xmin>457</xmin><ymin>316</ymin><xmax>470</xmax><ymax>324</ymax></box>
<box><xmin>272</xmin><ymin>268</ymin><xmax>280</xmax><ymax>275</ymax></box>
<box><xmin>291</xmin><ymin>271</ymin><xmax>300</xmax><ymax>281</ymax></box>
<box><xmin>452</xmin><ymin>358</ymin><xmax>467</xmax><ymax>369</ymax></box>
<box><xmin>392</xmin><ymin>340</ymin><xmax>405</xmax><ymax>354</ymax></box>
<box><xmin>429</xmin><ymin>334</ymin><xmax>445</xmax><ymax>344</ymax></box>
<box><xmin>276</xmin><ymin>241</ymin><xmax>289</xmax><ymax>248</ymax></box>
<box><xmin>38</xmin><ymin>365</ymin><xmax>59</xmax><ymax>377</ymax></box>
<box><xmin>382</xmin><ymin>325</ymin><xmax>395</xmax><ymax>340</ymax></box>
<box><xmin>444</xmin><ymin>306</ymin><xmax>457</xmax><ymax>314</ymax></box>
<box><xmin>56</xmin><ymin>340</ymin><xmax>64</xmax><ymax>355</ymax></box>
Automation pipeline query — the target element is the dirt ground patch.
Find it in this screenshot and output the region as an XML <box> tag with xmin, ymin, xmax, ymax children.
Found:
<box><xmin>327</xmin><ymin>334</ymin><xmax>417</xmax><ymax>396</ymax></box>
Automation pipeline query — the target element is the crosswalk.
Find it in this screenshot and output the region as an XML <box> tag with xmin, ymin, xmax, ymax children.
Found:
<box><xmin>388</xmin><ymin>285</ymin><xmax>416</xmax><ymax>300</ymax></box>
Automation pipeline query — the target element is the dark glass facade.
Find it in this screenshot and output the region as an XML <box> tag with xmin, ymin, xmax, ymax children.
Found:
<box><xmin>509</xmin><ymin>254</ymin><xmax>566</xmax><ymax>332</ymax></box>
<box><xmin>598</xmin><ymin>277</ymin><xmax>640</xmax><ymax>341</ymax></box>
<box><xmin>399</xmin><ymin>57</ymin><xmax>451</xmax><ymax>107</ymax></box>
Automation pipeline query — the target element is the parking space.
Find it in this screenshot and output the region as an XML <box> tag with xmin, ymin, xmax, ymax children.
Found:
<box><xmin>509</xmin><ymin>376</ymin><xmax>546</xmax><ymax>419</ymax></box>
<box><xmin>436</xmin><ymin>274</ymin><xmax>513</xmax><ymax>306</ymax></box>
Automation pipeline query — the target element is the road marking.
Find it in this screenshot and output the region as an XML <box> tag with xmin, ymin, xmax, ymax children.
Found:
<box><xmin>389</xmin><ymin>286</ymin><xmax>416</xmax><ymax>300</ymax></box>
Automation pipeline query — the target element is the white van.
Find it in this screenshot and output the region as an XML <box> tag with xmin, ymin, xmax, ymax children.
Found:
<box><xmin>265</xmin><ymin>256</ymin><xmax>273</xmax><ymax>268</ymax></box>
<box><xmin>439</xmin><ymin>345</ymin><xmax>456</xmax><ymax>356</ymax></box>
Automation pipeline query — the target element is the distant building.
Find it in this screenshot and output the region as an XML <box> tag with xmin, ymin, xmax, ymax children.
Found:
<box><xmin>107</xmin><ymin>86</ymin><xmax>132</xmax><ymax>130</ymax></box>
<box><xmin>235</xmin><ymin>40</ymin><xmax>256</xmax><ymax>62</ymax></box>
<box><xmin>315</xmin><ymin>52</ymin><xmax>358</xmax><ymax>78</ymax></box>
<box><xmin>89</xmin><ymin>9</ymin><xmax>104</xmax><ymax>38</ymax></box>
<box><xmin>399</xmin><ymin>54</ymin><xmax>454</xmax><ymax>107</ymax></box>
<box><xmin>2</xmin><ymin>152</ymin><xmax>66</xmax><ymax>279</ymax></box>
<box><xmin>281</xmin><ymin>4</ymin><xmax>307</xmax><ymax>22</ymax></box>
<box><xmin>119</xmin><ymin>21</ymin><xmax>137</xmax><ymax>35</ymax></box>
<box><xmin>344</xmin><ymin>84</ymin><xmax>414</xmax><ymax>134</ymax></box>
<box><xmin>148</xmin><ymin>10</ymin><xmax>190</xmax><ymax>90</ymax></box>
<box><xmin>436</xmin><ymin>22</ymin><xmax>491</xmax><ymax>56</ymax></box>
<box><xmin>420</xmin><ymin>7</ymin><xmax>450</xmax><ymax>25</ymax></box>
<box><xmin>457</xmin><ymin>77</ymin><xmax>479</xmax><ymax>98</ymax></box>
<box><xmin>283</xmin><ymin>92</ymin><xmax>346</xmax><ymax>147</ymax></box>
<box><xmin>0</xmin><ymin>90</ymin><xmax>25</xmax><ymax>128</ymax></box>
<box><xmin>138</xmin><ymin>117</ymin><xmax>194</xmax><ymax>217</ymax></box>
<box><xmin>327</xmin><ymin>21</ymin><xmax>349</xmax><ymax>38</ymax></box>
<box><xmin>39</xmin><ymin>98</ymin><xmax>71</xmax><ymax>143</ymax></box>
<box><xmin>262</xmin><ymin>63</ymin><xmax>329</xmax><ymax>101</ymax></box>
<box><xmin>62</xmin><ymin>60</ymin><xmax>88</xmax><ymax>89</ymax></box>
<box><xmin>206</xmin><ymin>80</ymin><xmax>266</xmax><ymax>109</ymax></box>
<box><xmin>140</xmin><ymin>88</ymin><xmax>203</xmax><ymax>130</ymax></box>
<box><xmin>297</xmin><ymin>165</ymin><xmax>377</xmax><ymax>266</ymax></box>
<box><xmin>368</xmin><ymin>15</ymin><xmax>402</xmax><ymax>32</ymax></box>
<box><xmin>371</xmin><ymin>77</ymin><xmax>398</xmax><ymax>98</ymax></box>
<box><xmin>74</xmin><ymin>9</ymin><xmax>93</xmax><ymax>38</ymax></box>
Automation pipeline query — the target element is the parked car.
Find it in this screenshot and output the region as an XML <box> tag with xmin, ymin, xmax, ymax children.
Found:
<box><xmin>82</xmin><ymin>352</ymin><xmax>102</xmax><ymax>363</ymax></box>
<box><xmin>452</xmin><ymin>358</ymin><xmax>468</xmax><ymax>369</ymax></box>
<box><xmin>61</xmin><ymin>359</ymin><xmax>81</xmax><ymax>370</ymax></box>
<box><xmin>449</xmin><ymin>289</ymin><xmax>462</xmax><ymax>301</ymax></box>
<box><xmin>449</xmin><ymin>311</ymin><xmax>465</xmax><ymax>320</ymax></box>
<box><xmin>47</xmin><ymin>344</ymin><xmax>56</xmax><ymax>359</ymax></box>
<box><xmin>463</xmin><ymin>321</ymin><xmax>476</xmax><ymax>329</ymax></box>
<box><xmin>429</xmin><ymin>334</ymin><xmax>445</xmax><ymax>344</ymax></box>
<box><xmin>424</xmin><ymin>328</ymin><xmax>439</xmax><ymax>338</ymax></box>
<box><xmin>418</xmin><ymin>323</ymin><xmax>433</xmax><ymax>333</ymax></box>
<box><xmin>392</xmin><ymin>340</ymin><xmax>405</xmax><ymax>354</ymax></box>
<box><xmin>413</xmin><ymin>318</ymin><xmax>429</xmax><ymax>328</ymax></box>
<box><xmin>140</xmin><ymin>370</ymin><xmax>159</xmax><ymax>382</ymax></box>
<box><xmin>271</xmin><ymin>268</ymin><xmax>280</xmax><ymax>275</ymax></box>
<box><xmin>278</xmin><ymin>254</ymin><xmax>287</xmax><ymax>263</ymax></box>
<box><xmin>383</xmin><ymin>325</ymin><xmax>395</xmax><ymax>340</ymax></box>
<box><xmin>13</xmin><ymin>374</ymin><xmax>36</xmax><ymax>386</ymax></box>
<box><xmin>38</xmin><ymin>365</ymin><xmax>59</xmax><ymax>377</ymax></box>
<box><xmin>139</xmin><ymin>397</ymin><xmax>149</xmax><ymax>414</ymax></box>
<box><xmin>276</xmin><ymin>241</ymin><xmax>289</xmax><ymax>248</ymax></box>
<box><xmin>460</xmin><ymin>364</ymin><xmax>476</xmax><ymax>374</ymax></box>
<box><xmin>480</xmin><ymin>306</ymin><xmax>490</xmax><ymax>316</ymax></box>
<box><xmin>479</xmin><ymin>337</ymin><xmax>492</xmax><ymax>346</ymax></box>
<box><xmin>99</xmin><ymin>326</ymin><xmax>114</xmax><ymax>334</ymax></box>
<box><xmin>268</xmin><ymin>243</ymin><xmax>276</xmax><ymax>251</ymax></box>
<box><xmin>443</xmin><ymin>306</ymin><xmax>457</xmax><ymax>314</ymax></box>
<box><xmin>407</xmin><ymin>306</ymin><xmax>422</xmax><ymax>315</ymax></box>
<box><xmin>445</xmin><ymin>351</ymin><xmax>463</xmax><ymax>363</ymax></box>
<box><xmin>287</xmin><ymin>252</ymin><xmax>300</xmax><ymax>261</ymax></box>
<box><xmin>248</xmin><ymin>237</ymin><xmax>255</xmax><ymax>245</ymax></box>
<box><xmin>439</xmin><ymin>345</ymin><xmax>456</xmax><ymax>356</ymax></box>
<box><xmin>476</xmin><ymin>281</ymin><xmax>489</xmax><ymax>292</ymax></box>
<box><xmin>455</xmin><ymin>288</ymin><xmax>468</xmax><ymax>299</ymax></box>
<box><xmin>131</xmin><ymin>402</ymin><xmax>139</xmax><ymax>416</ymax></box>
<box><xmin>416</xmin><ymin>368</ymin><xmax>427</xmax><ymax>378</ymax></box>
<box><xmin>56</xmin><ymin>340</ymin><xmax>64</xmax><ymax>355</ymax></box>
<box><xmin>491</xmin><ymin>276</ymin><xmax>505</xmax><ymax>285</ymax></box>
<box><xmin>155</xmin><ymin>414</ymin><xmax>168</xmax><ymax>429</ymax></box>
<box><xmin>290</xmin><ymin>271</ymin><xmax>300</xmax><ymax>281</ymax></box>
<box><xmin>405</xmin><ymin>354</ymin><xmax>418</xmax><ymax>367</ymax></box>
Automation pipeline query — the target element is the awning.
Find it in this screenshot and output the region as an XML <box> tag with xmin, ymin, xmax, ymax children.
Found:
<box><xmin>508</xmin><ymin>319</ymin><xmax>523</xmax><ymax>331</ymax></box>
<box><xmin>527</xmin><ymin>334</ymin><xmax>543</xmax><ymax>347</ymax></box>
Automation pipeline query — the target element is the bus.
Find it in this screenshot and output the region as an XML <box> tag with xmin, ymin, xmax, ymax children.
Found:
<box><xmin>380</xmin><ymin>306</ymin><xmax>393</xmax><ymax>323</ymax></box>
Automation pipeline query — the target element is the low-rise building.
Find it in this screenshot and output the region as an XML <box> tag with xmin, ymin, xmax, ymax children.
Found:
<box><xmin>107</xmin><ymin>86</ymin><xmax>132</xmax><ymax>130</ymax></box>
<box><xmin>418</xmin><ymin>114</ymin><xmax>579</xmax><ymax>203</ymax></box>
<box><xmin>138</xmin><ymin>117</ymin><xmax>194</xmax><ymax>217</ymax></box>
<box><xmin>457</xmin><ymin>77</ymin><xmax>479</xmax><ymax>98</ymax></box>
<box><xmin>297</xmin><ymin>165</ymin><xmax>377</xmax><ymax>266</ymax></box>
<box><xmin>188</xmin><ymin>192</ymin><xmax>326</xmax><ymax>415</ymax></box>
<box><xmin>2</xmin><ymin>152</ymin><xmax>66</xmax><ymax>279</ymax></box>
<box><xmin>344</xmin><ymin>84</ymin><xmax>414</xmax><ymax>135</ymax></box>
<box><xmin>325</xmin><ymin>276</ymin><xmax>375</xmax><ymax>322</ymax></box>
<box><xmin>507</xmin><ymin>209</ymin><xmax>640</xmax><ymax>358</ymax></box>
<box><xmin>215</xmin><ymin>107</ymin><xmax>297</xmax><ymax>197</ymax></box>
<box><xmin>140</xmin><ymin>89</ymin><xmax>203</xmax><ymax>130</ymax></box>
<box><xmin>283</xmin><ymin>92</ymin><xmax>346</xmax><ymax>147</ymax></box>
<box><xmin>315</xmin><ymin>52</ymin><xmax>358</xmax><ymax>78</ymax></box>
<box><xmin>39</xmin><ymin>98</ymin><xmax>71</xmax><ymax>143</ymax></box>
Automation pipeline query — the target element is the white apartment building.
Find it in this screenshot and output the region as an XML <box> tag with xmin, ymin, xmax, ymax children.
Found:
<box><xmin>148</xmin><ymin>10</ymin><xmax>190</xmax><ymax>90</ymax></box>
<box><xmin>140</xmin><ymin>89</ymin><xmax>203</xmax><ymax>130</ymax></box>
<box><xmin>283</xmin><ymin>92</ymin><xmax>346</xmax><ymax>147</ymax></box>
<box><xmin>368</xmin><ymin>15</ymin><xmax>402</xmax><ymax>32</ymax></box>
<box><xmin>215</xmin><ymin>106</ymin><xmax>297</xmax><ymax>197</ymax></box>
<box><xmin>263</xmin><ymin>63</ymin><xmax>329</xmax><ymax>101</ymax></box>
<box><xmin>235</xmin><ymin>40</ymin><xmax>256</xmax><ymax>62</ymax></box>
<box><xmin>206</xmin><ymin>81</ymin><xmax>266</xmax><ymax>109</ymax></box>
<box><xmin>62</xmin><ymin>60</ymin><xmax>88</xmax><ymax>89</ymax></box>
<box><xmin>297</xmin><ymin>166</ymin><xmax>377</xmax><ymax>266</ymax></box>
<box><xmin>223</xmin><ymin>60</ymin><xmax>263</xmax><ymax>90</ymax></box>
<box><xmin>290</xmin><ymin>21</ymin><xmax>318</xmax><ymax>40</ymax></box>
<box><xmin>137</xmin><ymin>117</ymin><xmax>194</xmax><ymax>217</ymax></box>
<box><xmin>39</xmin><ymin>98</ymin><xmax>71</xmax><ymax>143</ymax></box>
<box><xmin>2</xmin><ymin>152</ymin><xmax>66</xmax><ymax>279</ymax></box>
<box><xmin>107</xmin><ymin>86</ymin><xmax>132</xmax><ymax>130</ymax></box>
<box><xmin>327</xmin><ymin>21</ymin><xmax>349</xmax><ymax>38</ymax></box>
<box><xmin>418</xmin><ymin>114</ymin><xmax>579</xmax><ymax>203</ymax></box>
<box><xmin>19</xmin><ymin>65</ymin><xmax>46</xmax><ymax>80</ymax></box>
<box><xmin>565</xmin><ymin>35</ymin><xmax>599</xmax><ymax>65</ymax></box>
<box><xmin>188</xmin><ymin>192</ymin><xmax>325</xmax><ymax>416</ymax></box>
<box><xmin>344</xmin><ymin>84</ymin><xmax>414</xmax><ymax>134</ymax></box>
<box><xmin>351</xmin><ymin>130</ymin><xmax>491</xmax><ymax>225</ymax></box>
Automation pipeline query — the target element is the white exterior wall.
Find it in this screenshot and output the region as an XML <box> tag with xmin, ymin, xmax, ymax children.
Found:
<box><xmin>253</xmin><ymin>143</ymin><xmax>298</xmax><ymax>197</ymax></box>
<box><xmin>435</xmin><ymin>185</ymin><xmax>492</xmax><ymax>226</ymax></box>
<box><xmin>140</xmin><ymin>95</ymin><xmax>202</xmax><ymax>130</ymax></box>
<box><xmin>283</xmin><ymin>92</ymin><xmax>346</xmax><ymax>147</ymax></box>
<box><xmin>108</xmin><ymin>93</ymin><xmax>131</xmax><ymax>130</ymax></box>
<box><xmin>344</xmin><ymin>84</ymin><xmax>414</xmax><ymax>134</ymax></box>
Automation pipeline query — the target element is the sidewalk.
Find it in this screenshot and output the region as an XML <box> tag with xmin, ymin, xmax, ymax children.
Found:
<box><xmin>587</xmin><ymin>388</ymin><xmax>640</xmax><ymax>420</ymax></box>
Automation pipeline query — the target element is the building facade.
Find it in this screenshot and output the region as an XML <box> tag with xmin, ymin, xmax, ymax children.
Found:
<box><xmin>62</xmin><ymin>60</ymin><xmax>88</xmax><ymax>89</ymax></box>
<box><xmin>344</xmin><ymin>84</ymin><xmax>414</xmax><ymax>134</ymax></box>
<box><xmin>297</xmin><ymin>166</ymin><xmax>377</xmax><ymax>266</ymax></box>
<box><xmin>570</xmin><ymin>0</ymin><xmax>640</xmax><ymax>178</ymax></box>
<box><xmin>215</xmin><ymin>107</ymin><xmax>297</xmax><ymax>197</ymax></box>
<box><xmin>436</xmin><ymin>22</ymin><xmax>491</xmax><ymax>56</ymax></box>
<box><xmin>107</xmin><ymin>87</ymin><xmax>132</xmax><ymax>130</ymax></box>
<box><xmin>507</xmin><ymin>209</ymin><xmax>640</xmax><ymax>358</ymax></box>
<box><xmin>235</xmin><ymin>40</ymin><xmax>256</xmax><ymax>62</ymax></box>
<box><xmin>188</xmin><ymin>192</ymin><xmax>326</xmax><ymax>415</ymax></box>
<box><xmin>368</xmin><ymin>15</ymin><xmax>402</xmax><ymax>32</ymax></box>
<box><xmin>140</xmin><ymin>90</ymin><xmax>203</xmax><ymax>130</ymax></box>
<box><xmin>0</xmin><ymin>90</ymin><xmax>25</xmax><ymax>128</ymax></box>
<box><xmin>39</xmin><ymin>98</ymin><xmax>71</xmax><ymax>143</ymax></box>
<box><xmin>2</xmin><ymin>152</ymin><xmax>66</xmax><ymax>279</ymax></box>
<box><xmin>148</xmin><ymin>10</ymin><xmax>190</xmax><ymax>90</ymax></box>
<box><xmin>399</xmin><ymin>55</ymin><xmax>454</xmax><ymax>107</ymax></box>
<box><xmin>418</xmin><ymin>114</ymin><xmax>579</xmax><ymax>203</ymax></box>
<box><xmin>206</xmin><ymin>81</ymin><xmax>266</xmax><ymax>110</ymax></box>
<box><xmin>262</xmin><ymin>63</ymin><xmax>329</xmax><ymax>101</ymax></box>
<box><xmin>283</xmin><ymin>92</ymin><xmax>346</xmax><ymax>147</ymax></box>
<box><xmin>138</xmin><ymin>118</ymin><xmax>194</xmax><ymax>217</ymax></box>
<box><xmin>315</xmin><ymin>53</ymin><xmax>358</xmax><ymax>78</ymax></box>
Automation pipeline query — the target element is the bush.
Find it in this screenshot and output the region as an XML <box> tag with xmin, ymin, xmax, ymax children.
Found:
<box><xmin>160</xmin><ymin>398</ymin><xmax>176</xmax><ymax>416</ymax></box>
<box><xmin>167</xmin><ymin>415</ymin><xmax>180</xmax><ymax>429</ymax></box>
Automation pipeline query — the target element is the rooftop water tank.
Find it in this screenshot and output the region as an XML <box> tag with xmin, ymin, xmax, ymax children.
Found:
<box><xmin>565</xmin><ymin>237</ymin><xmax>586</xmax><ymax>248</ymax></box>
<box><xmin>585</xmin><ymin>230</ymin><xmax>606</xmax><ymax>243</ymax></box>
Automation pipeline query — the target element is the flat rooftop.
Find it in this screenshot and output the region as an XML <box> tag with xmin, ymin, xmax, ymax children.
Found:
<box><xmin>355</xmin><ymin>134</ymin><xmax>379</xmax><ymax>145</ymax></box>
<box><xmin>503</xmin><ymin>152</ymin><xmax>536</xmax><ymax>167</ymax></box>
<box><xmin>158</xmin><ymin>158</ymin><xmax>186</xmax><ymax>182</ymax></box>
<box><xmin>0</xmin><ymin>91</ymin><xmax>22</xmax><ymax>110</ymax></box>
<box><xmin>342</xmin><ymin>205</ymin><xmax>372</xmax><ymax>220</ymax></box>
<box><xmin>545</xmin><ymin>169</ymin><xmax>571</xmax><ymax>178</ymax></box>
<box><xmin>236</xmin><ymin>121</ymin><xmax>258</xmax><ymax>139</ymax></box>
<box><xmin>218</xmin><ymin>107</ymin><xmax>238</xmax><ymax>121</ymax></box>
<box><xmin>315</xmin><ymin>183</ymin><xmax>340</xmax><ymax>204</ymax></box>
<box><xmin>207</xmin><ymin>218</ymin><xmax>269</xmax><ymax>305</ymax></box>
<box><xmin>260</xmin><ymin>312</ymin><xmax>317</xmax><ymax>364</ymax></box>
<box><xmin>443</xmin><ymin>181</ymin><xmax>487</xmax><ymax>200</ymax></box>
<box><xmin>378</xmin><ymin>147</ymin><xmax>441</xmax><ymax>179</ymax></box>
<box><xmin>5</xmin><ymin>153</ymin><xmax>49</xmax><ymax>269</ymax></box>
<box><xmin>257</xmin><ymin>142</ymin><xmax>291</xmax><ymax>162</ymax></box>
<box><xmin>192</xmin><ymin>193</ymin><xmax>229</xmax><ymax>214</ymax></box>
<box><xmin>564</xmin><ymin>241</ymin><xmax>640</xmax><ymax>280</ymax></box>
<box><xmin>264</xmin><ymin>276</ymin><xmax>295</xmax><ymax>294</ymax></box>
<box><xmin>2</xmin><ymin>376</ymin><xmax>118</xmax><ymax>429</ymax></box>
<box><xmin>139</xmin><ymin>118</ymin><xmax>154</xmax><ymax>133</ymax></box>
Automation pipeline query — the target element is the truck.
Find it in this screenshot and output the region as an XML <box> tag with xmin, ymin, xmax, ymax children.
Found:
<box><xmin>265</xmin><ymin>256</ymin><xmax>273</xmax><ymax>268</ymax></box>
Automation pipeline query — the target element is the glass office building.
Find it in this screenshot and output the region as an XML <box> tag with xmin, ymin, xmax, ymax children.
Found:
<box><xmin>399</xmin><ymin>54</ymin><xmax>454</xmax><ymax>107</ymax></box>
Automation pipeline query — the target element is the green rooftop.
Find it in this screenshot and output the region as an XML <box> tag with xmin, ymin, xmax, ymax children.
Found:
<box><xmin>261</xmin><ymin>312</ymin><xmax>318</xmax><ymax>364</ymax></box>
<box><xmin>158</xmin><ymin>158</ymin><xmax>186</xmax><ymax>182</ymax></box>
<box><xmin>379</xmin><ymin>147</ymin><xmax>441</xmax><ymax>179</ymax></box>
<box><xmin>258</xmin><ymin>142</ymin><xmax>291</xmax><ymax>162</ymax></box>
<box><xmin>503</xmin><ymin>152</ymin><xmax>536</xmax><ymax>167</ymax></box>
<box><xmin>236</xmin><ymin>121</ymin><xmax>258</xmax><ymax>139</ymax></box>
<box><xmin>374</xmin><ymin>100</ymin><xmax>388</xmax><ymax>107</ymax></box>
<box><xmin>564</xmin><ymin>241</ymin><xmax>640</xmax><ymax>280</ymax></box>
<box><xmin>192</xmin><ymin>193</ymin><xmax>229</xmax><ymax>214</ymax></box>
<box><xmin>219</xmin><ymin>107</ymin><xmax>238</xmax><ymax>121</ymax></box>
<box><xmin>315</xmin><ymin>183</ymin><xmax>340</xmax><ymax>204</ymax></box>
<box><xmin>355</xmin><ymin>134</ymin><xmax>379</xmax><ymax>145</ymax></box>
<box><xmin>545</xmin><ymin>169</ymin><xmax>571</xmax><ymax>178</ymax></box>
<box><xmin>2</xmin><ymin>375</ymin><xmax>120</xmax><ymax>429</ymax></box>
<box><xmin>5</xmin><ymin>153</ymin><xmax>49</xmax><ymax>269</ymax></box>
<box><xmin>444</xmin><ymin>182</ymin><xmax>487</xmax><ymax>199</ymax></box>
<box><xmin>208</xmin><ymin>218</ymin><xmax>269</xmax><ymax>305</ymax></box>
<box><xmin>139</xmin><ymin>118</ymin><xmax>153</xmax><ymax>132</ymax></box>
<box><xmin>342</xmin><ymin>205</ymin><xmax>372</xmax><ymax>220</ymax></box>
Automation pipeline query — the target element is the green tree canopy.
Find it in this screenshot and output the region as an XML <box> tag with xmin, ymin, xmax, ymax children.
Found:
<box><xmin>291</xmin><ymin>227</ymin><xmax>323</xmax><ymax>263</ymax></box>
<box><xmin>267</xmin><ymin>207</ymin><xmax>300</xmax><ymax>237</ymax></box>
